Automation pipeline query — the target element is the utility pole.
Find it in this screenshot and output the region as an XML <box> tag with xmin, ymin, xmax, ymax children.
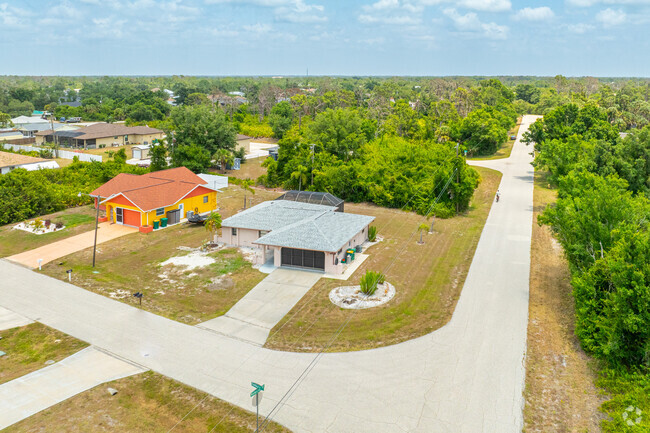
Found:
<box><xmin>456</xmin><ymin>143</ymin><xmax>460</xmax><ymax>213</ymax></box>
<box><xmin>310</xmin><ymin>143</ymin><xmax>315</xmax><ymax>186</ymax></box>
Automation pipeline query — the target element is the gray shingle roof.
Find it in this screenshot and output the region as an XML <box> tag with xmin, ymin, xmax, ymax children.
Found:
<box><xmin>221</xmin><ymin>200</ymin><xmax>336</xmax><ymax>231</ymax></box>
<box><xmin>255</xmin><ymin>211</ymin><xmax>374</xmax><ymax>252</ymax></box>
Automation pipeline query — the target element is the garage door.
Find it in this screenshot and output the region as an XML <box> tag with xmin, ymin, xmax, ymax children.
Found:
<box><xmin>281</xmin><ymin>248</ymin><xmax>325</xmax><ymax>270</ymax></box>
<box><xmin>123</xmin><ymin>209</ymin><xmax>141</xmax><ymax>227</ymax></box>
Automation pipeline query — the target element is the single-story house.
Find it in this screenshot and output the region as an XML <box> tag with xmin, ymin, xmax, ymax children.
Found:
<box><xmin>35</xmin><ymin>123</ymin><xmax>164</xmax><ymax>149</ymax></box>
<box><xmin>218</xmin><ymin>193</ymin><xmax>374</xmax><ymax>274</ymax></box>
<box><xmin>90</xmin><ymin>167</ymin><xmax>218</xmax><ymax>233</ymax></box>
<box><xmin>235</xmin><ymin>134</ymin><xmax>253</xmax><ymax>153</ymax></box>
<box><xmin>0</xmin><ymin>152</ymin><xmax>59</xmax><ymax>174</ymax></box>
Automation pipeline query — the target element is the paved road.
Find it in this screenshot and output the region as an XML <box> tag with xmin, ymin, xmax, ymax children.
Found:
<box><xmin>0</xmin><ymin>306</ymin><xmax>33</xmax><ymax>331</ymax></box>
<box><xmin>0</xmin><ymin>346</ymin><xmax>146</xmax><ymax>430</ymax></box>
<box><xmin>0</xmin><ymin>115</ymin><xmax>538</xmax><ymax>432</ymax></box>
<box><xmin>6</xmin><ymin>221</ymin><xmax>136</xmax><ymax>269</ymax></box>
<box><xmin>199</xmin><ymin>268</ymin><xmax>322</xmax><ymax>345</ymax></box>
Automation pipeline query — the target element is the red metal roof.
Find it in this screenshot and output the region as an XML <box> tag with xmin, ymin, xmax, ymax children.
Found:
<box><xmin>91</xmin><ymin>167</ymin><xmax>210</xmax><ymax>211</ymax></box>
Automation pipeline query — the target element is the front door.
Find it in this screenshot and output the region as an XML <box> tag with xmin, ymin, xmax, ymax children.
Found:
<box><xmin>179</xmin><ymin>203</ymin><xmax>184</xmax><ymax>219</ymax></box>
<box><xmin>116</xmin><ymin>208</ymin><xmax>123</xmax><ymax>224</ymax></box>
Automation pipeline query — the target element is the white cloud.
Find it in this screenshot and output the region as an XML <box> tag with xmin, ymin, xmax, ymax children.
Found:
<box><xmin>0</xmin><ymin>3</ymin><xmax>31</xmax><ymax>27</ymax></box>
<box><xmin>567</xmin><ymin>22</ymin><xmax>595</xmax><ymax>32</ymax></box>
<box><xmin>443</xmin><ymin>7</ymin><xmax>508</xmax><ymax>39</ymax></box>
<box><xmin>243</xmin><ymin>23</ymin><xmax>272</xmax><ymax>33</ymax></box>
<box><xmin>514</xmin><ymin>6</ymin><xmax>555</xmax><ymax>21</ymax></box>
<box><xmin>567</xmin><ymin>0</ymin><xmax>650</xmax><ymax>6</ymax></box>
<box><xmin>596</xmin><ymin>8</ymin><xmax>626</xmax><ymax>26</ymax></box>
<box><xmin>358</xmin><ymin>13</ymin><xmax>421</xmax><ymax>25</ymax></box>
<box><xmin>206</xmin><ymin>0</ymin><xmax>327</xmax><ymax>22</ymax></box>
<box><xmin>457</xmin><ymin>0</ymin><xmax>511</xmax><ymax>11</ymax></box>
<box><xmin>363</xmin><ymin>0</ymin><xmax>400</xmax><ymax>11</ymax></box>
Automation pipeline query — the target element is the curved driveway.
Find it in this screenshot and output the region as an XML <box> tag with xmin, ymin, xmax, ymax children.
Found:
<box><xmin>0</xmin><ymin>116</ymin><xmax>539</xmax><ymax>432</ymax></box>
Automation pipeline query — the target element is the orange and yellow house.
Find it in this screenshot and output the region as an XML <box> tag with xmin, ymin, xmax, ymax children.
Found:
<box><xmin>90</xmin><ymin>167</ymin><xmax>217</xmax><ymax>233</ymax></box>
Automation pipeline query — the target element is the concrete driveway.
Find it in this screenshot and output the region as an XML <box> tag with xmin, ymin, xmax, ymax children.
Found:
<box><xmin>6</xmin><ymin>222</ymin><xmax>136</xmax><ymax>269</ymax></box>
<box><xmin>0</xmin><ymin>116</ymin><xmax>539</xmax><ymax>432</ymax></box>
<box><xmin>0</xmin><ymin>346</ymin><xmax>146</xmax><ymax>430</ymax></box>
<box><xmin>198</xmin><ymin>268</ymin><xmax>322</xmax><ymax>345</ymax></box>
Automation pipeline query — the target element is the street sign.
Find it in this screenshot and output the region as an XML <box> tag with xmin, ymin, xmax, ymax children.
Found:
<box><xmin>250</xmin><ymin>382</ymin><xmax>265</xmax><ymax>397</ymax></box>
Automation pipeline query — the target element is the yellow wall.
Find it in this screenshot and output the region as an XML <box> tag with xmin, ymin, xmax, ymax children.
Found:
<box><xmin>141</xmin><ymin>190</ymin><xmax>218</xmax><ymax>227</ymax></box>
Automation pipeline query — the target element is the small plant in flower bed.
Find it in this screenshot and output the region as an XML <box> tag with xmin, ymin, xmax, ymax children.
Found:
<box><xmin>360</xmin><ymin>270</ymin><xmax>386</xmax><ymax>296</ymax></box>
<box><xmin>55</xmin><ymin>222</ymin><xmax>64</xmax><ymax>229</ymax></box>
<box><xmin>44</xmin><ymin>219</ymin><xmax>51</xmax><ymax>228</ymax></box>
<box><xmin>368</xmin><ymin>226</ymin><xmax>377</xmax><ymax>242</ymax></box>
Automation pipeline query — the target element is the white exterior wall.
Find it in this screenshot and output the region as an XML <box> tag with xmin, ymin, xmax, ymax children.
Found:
<box><xmin>217</xmin><ymin>226</ymin><xmax>261</xmax><ymax>248</ymax></box>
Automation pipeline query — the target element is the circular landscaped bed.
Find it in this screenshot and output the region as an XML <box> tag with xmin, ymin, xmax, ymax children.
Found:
<box><xmin>329</xmin><ymin>282</ymin><xmax>396</xmax><ymax>309</ymax></box>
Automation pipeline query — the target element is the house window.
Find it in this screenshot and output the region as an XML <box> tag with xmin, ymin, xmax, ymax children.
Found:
<box><xmin>203</xmin><ymin>196</ymin><xmax>208</xmax><ymax>203</ymax></box>
<box><xmin>232</xmin><ymin>228</ymin><xmax>237</xmax><ymax>236</ymax></box>
<box><xmin>156</xmin><ymin>208</ymin><xmax>165</xmax><ymax>216</ymax></box>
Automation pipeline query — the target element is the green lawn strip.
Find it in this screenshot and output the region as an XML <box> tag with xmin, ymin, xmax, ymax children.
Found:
<box><xmin>0</xmin><ymin>322</ymin><xmax>88</xmax><ymax>385</ymax></box>
<box><xmin>598</xmin><ymin>368</ymin><xmax>650</xmax><ymax>432</ymax></box>
<box><xmin>41</xmin><ymin>223</ymin><xmax>266</xmax><ymax>325</ymax></box>
<box><xmin>468</xmin><ymin>117</ymin><xmax>523</xmax><ymax>161</ymax></box>
<box><xmin>0</xmin><ymin>206</ymin><xmax>97</xmax><ymax>258</ymax></box>
<box><xmin>265</xmin><ymin>166</ymin><xmax>501</xmax><ymax>352</ymax></box>
<box><xmin>5</xmin><ymin>371</ymin><xmax>291</xmax><ymax>433</ymax></box>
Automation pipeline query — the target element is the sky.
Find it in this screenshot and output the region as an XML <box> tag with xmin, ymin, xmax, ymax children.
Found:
<box><xmin>1</xmin><ymin>0</ymin><xmax>649</xmax><ymax>77</ymax></box>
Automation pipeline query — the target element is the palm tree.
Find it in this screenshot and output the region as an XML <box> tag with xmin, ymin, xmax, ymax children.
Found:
<box><xmin>204</xmin><ymin>212</ymin><xmax>222</xmax><ymax>242</ymax></box>
<box><xmin>241</xmin><ymin>178</ymin><xmax>255</xmax><ymax>209</ymax></box>
<box><xmin>290</xmin><ymin>165</ymin><xmax>309</xmax><ymax>191</ymax></box>
<box><xmin>418</xmin><ymin>223</ymin><xmax>429</xmax><ymax>244</ymax></box>
<box><xmin>213</xmin><ymin>148</ymin><xmax>234</xmax><ymax>173</ymax></box>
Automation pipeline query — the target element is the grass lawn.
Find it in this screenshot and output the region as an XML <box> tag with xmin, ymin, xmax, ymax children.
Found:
<box><xmin>468</xmin><ymin>116</ymin><xmax>523</xmax><ymax>161</ymax></box>
<box><xmin>0</xmin><ymin>322</ymin><xmax>88</xmax><ymax>385</ymax></box>
<box><xmin>523</xmin><ymin>170</ymin><xmax>603</xmax><ymax>432</ymax></box>
<box><xmin>5</xmin><ymin>371</ymin><xmax>291</xmax><ymax>433</ymax></box>
<box><xmin>265</xmin><ymin>165</ymin><xmax>501</xmax><ymax>352</ymax></box>
<box><xmin>210</xmin><ymin>156</ymin><xmax>269</xmax><ymax>182</ymax></box>
<box><xmin>41</xmin><ymin>186</ymin><xmax>280</xmax><ymax>325</ymax></box>
<box><xmin>0</xmin><ymin>206</ymin><xmax>97</xmax><ymax>258</ymax></box>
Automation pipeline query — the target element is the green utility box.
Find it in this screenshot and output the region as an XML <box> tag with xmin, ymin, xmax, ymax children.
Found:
<box><xmin>153</xmin><ymin>220</ymin><xmax>160</xmax><ymax>230</ymax></box>
<box><xmin>160</xmin><ymin>217</ymin><xmax>168</xmax><ymax>228</ymax></box>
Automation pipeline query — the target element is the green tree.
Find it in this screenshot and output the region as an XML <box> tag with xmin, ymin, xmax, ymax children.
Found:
<box><xmin>204</xmin><ymin>211</ymin><xmax>222</xmax><ymax>241</ymax></box>
<box><xmin>171</xmin><ymin>105</ymin><xmax>236</xmax><ymax>155</ymax></box>
<box><xmin>171</xmin><ymin>144</ymin><xmax>212</xmax><ymax>173</ymax></box>
<box><xmin>515</xmin><ymin>84</ymin><xmax>541</xmax><ymax>104</ymax></box>
<box><xmin>268</xmin><ymin>101</ymin><xmax>293</xmax><ymax>139</ymax></box>
<box><xmin>306</xmin><ymin>108</ymin><xmax>372</xmax><ymax>161</ymax></box>
<box><xmin>240</xmin><ymin>178</ymin><xmax>255</xmax><ymax>209</ymax></box>
<box><xmin>149</xmin><ymin>143</ymin><xmax>168</xmax><ymax>172</ymax></box>
<box><xmin>212</xmin><ymin>148</ymin><xmax>234</xmax><ymax>173</ymax></box>
<box><xmin>290</xmin><ymin>164</ymin><xmax>309</xmax><ymax>191</ymax></box>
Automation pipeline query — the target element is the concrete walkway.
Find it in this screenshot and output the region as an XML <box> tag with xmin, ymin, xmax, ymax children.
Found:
<box><xmin>6</xmin><ymin>222</ymin><xmax>137</xmax><ymax>268</ymax></box>
<box><xmin>0</xmin><ymin>116</ymin><xmax>538</xmax><ymax>432</ymax></box>
<box><xmin>0</xmin><ymin>306</ymin><xmax>33</xmax><ymax>331</ymax></box>
<box><xmin>0</xmin><ymin>346</ymin><xmax>146</xmax><ymax>430</ymax></box>
<box><xmin>198</xmin><ymin>268</ymin><xmax>322</xmax><ymax>345</ymax></box>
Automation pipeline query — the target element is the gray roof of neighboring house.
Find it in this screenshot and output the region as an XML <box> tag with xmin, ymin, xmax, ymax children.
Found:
<box><xmin>255</xmin><ymin>211</ymin><xmax>374</xmax><ymax>252</ymax></box>
<box><xmin>221</xmin><ymin>200</ymin><xmax>336</xmax><ymax>231</ymax></box>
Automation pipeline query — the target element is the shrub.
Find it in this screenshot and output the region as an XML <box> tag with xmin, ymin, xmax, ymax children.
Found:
<box><xmin>360</xmin><ymin>270</ymin><xmax>385</xmax><ymax>296</ymax></box>
<box><xmin>55</xmin><ymin>222</ymin><xmax>63</xmax><ymax>229</ymax></box>
<box><xmin>33</xmin><ymin>218</ymin><xmax>43</xmax><ymax>229</ymax></box>
<box><xmin>368</xmin><ymin>226</ymin><xmax>377</xmax><ymax>242</ymax></box>
<box><xmin>44</xmin><ymin>219</ymin><xmax>51</xmax><ymax>228</ymax></box>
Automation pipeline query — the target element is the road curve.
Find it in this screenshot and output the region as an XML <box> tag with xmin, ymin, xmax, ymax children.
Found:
<box><xmin>0</xmin><ymin>115</ymin><xmax>540</xmax><ymax>432</ymax></box>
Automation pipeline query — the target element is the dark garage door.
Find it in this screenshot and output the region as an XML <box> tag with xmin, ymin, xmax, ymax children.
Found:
<box><xmin>281</xmin><ymin>248</ymin><xmax>325</xmax><ymax>270</ymax></box>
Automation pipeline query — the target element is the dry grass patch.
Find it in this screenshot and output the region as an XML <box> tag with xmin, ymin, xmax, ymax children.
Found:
<box><xmin>0</xmin><ymin>206</ymin><xmax>97</xmax><ymax>258</ymax></box>
<box><xmin>265</xmin><ymin>166</ymin><xmax>501</xmax><ymax>352</ymax></box>
<box><xmin>523</xmin><ymin>170</ymin><xmax>604</xmax><ymax>432</ymax></box>
<box><xmin>0</xmin><ymin>322</ymin><xmax>88</xmax><ymax>385</ymax></box>
<box><xmin>40</xmin><ymin>186</ymin><xmax>279</xmax><ymax>325</ymax></box>
<box><xmin>5</xmin><ymin>371</ymin><xmax>291</xmax><ymax>433</ymax></box>
<box><xmin>213</xmin><ymin>156</ymin><xmax>269</xmax><ymax>181</ymax></box>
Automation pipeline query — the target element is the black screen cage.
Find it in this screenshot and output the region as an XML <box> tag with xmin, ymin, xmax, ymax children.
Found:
<box><xmin>276</xmin><ymin>190</ymin><xmax>344</xmax><ymax>212</ymax></box>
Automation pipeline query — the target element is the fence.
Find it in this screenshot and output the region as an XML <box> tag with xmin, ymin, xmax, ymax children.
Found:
<box><xmin>1</xmin><ymin>143</ymin><xmax>102</xmax><ymax>162</ymax></box>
